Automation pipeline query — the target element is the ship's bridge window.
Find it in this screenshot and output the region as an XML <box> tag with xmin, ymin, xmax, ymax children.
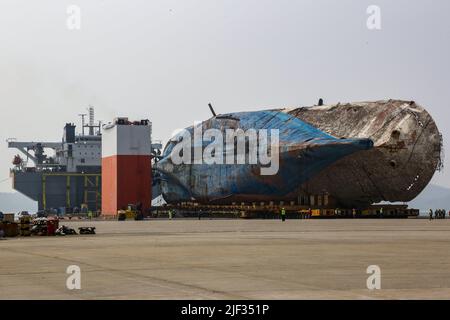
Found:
<box><xmin>391</xmin><ymin>130</ymin><xmax>401</xmax><ymax>140</ymax></box>
<box><xmin>390</xmin><ymin>160</ymin><xmax>397</xmax><ymax>168</ymax></box>
<box><xmin>213</xmin><ymin>116</ymin><xmax>240</xmax><ymax>130</ymax></box>
<box><xmin>215</xmin><ymin>115</ymin><xmax>240</xmax><ymax>121</ymax></box>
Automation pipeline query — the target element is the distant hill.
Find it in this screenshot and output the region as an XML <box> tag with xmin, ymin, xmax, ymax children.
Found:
<box><xmin>0</xmin><ymin>193</ymin><xmax>37</xmax><ymax>213</ymax></box>
<box><xmin>409</xmin><ymin>184</ymin><xmax>450</xmax><ymax>213</ymax></box>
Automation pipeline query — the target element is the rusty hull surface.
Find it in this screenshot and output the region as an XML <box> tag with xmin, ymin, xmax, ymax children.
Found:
<box><xmin>155</xmin><ymin>100</ymin><xmax>442</xmax><ymax>208</ymax></box>
<box><xmin>287</xmin><ymin>100</ymin><xmax>442</xmax><ymax>207</ymax></box>
<box><xmin>155</xmin><ymin>110</ymin><xmax>373</xmax><ymax>205</ymax></box>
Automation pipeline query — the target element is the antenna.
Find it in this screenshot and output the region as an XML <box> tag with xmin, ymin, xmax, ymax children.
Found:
<box><xmin>78</xmin><ymin>113</ymin><xmax>87</xmax><ymax>136</ymax></box>
<box><xmin>88</xmin><ymin>106</ymin><xmax>95</xmax><ymax>135</ymax></box>
<box><xmin>208</xmin><ymin>103</ymin><xmax>217</xmax><ymax>117</ymax></box>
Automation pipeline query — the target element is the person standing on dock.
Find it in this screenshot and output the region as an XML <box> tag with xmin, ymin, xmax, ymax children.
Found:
<box><xmin>281</xmin><ymin>208</ymin><xmax>286</xmax><ymax>222</ymax></box>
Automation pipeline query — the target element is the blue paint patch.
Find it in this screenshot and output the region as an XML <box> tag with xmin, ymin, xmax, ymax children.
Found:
<box><xmin>155</xmin><ymin>110</ymin><xmax>373</xmax><ymax>203</ymax></box>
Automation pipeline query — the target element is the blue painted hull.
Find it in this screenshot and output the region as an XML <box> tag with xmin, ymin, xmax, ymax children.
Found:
<box><xmin>154</xmin><ymin>110</ymin><xmax>373</xmax><ymax>204</ymax></box>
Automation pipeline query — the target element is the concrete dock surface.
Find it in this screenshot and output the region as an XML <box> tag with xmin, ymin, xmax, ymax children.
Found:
<box><xmin>1</xmin><ymin>219</ymin><xmax>450</xmax><ymax>300</ymax></box>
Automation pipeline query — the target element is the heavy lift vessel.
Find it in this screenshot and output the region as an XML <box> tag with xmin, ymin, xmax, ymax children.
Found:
<box><xmin>8</xmin><ymin>108</ymin><xmax>103</xmax><ymax>213</ymax></box>
<box><xmin>8</xmin><ymin>108</ymin><xmax>163</xmax><ymax>213</ymax></box>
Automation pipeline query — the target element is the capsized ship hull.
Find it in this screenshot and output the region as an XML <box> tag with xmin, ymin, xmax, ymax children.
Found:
<box><xmin>155</xmin><ymin>110</ymin><xmax>373</xmax><ymax>204</ymax></box>
<box><xmin>154</xmin><ymin>100</ymin><xmax>442</xmax><ymax>208</ymax></box>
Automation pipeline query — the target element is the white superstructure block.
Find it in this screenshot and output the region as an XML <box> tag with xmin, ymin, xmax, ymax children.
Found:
<box><xmin>102</xmin><ymin>124</ymin><xmax>152</xmax><ymax>158</ymax></box>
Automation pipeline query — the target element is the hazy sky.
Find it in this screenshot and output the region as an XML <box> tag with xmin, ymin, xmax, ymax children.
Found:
<box><xmin>0</xmin><ymin>0</ymin><xmax>449</xmax><ymax>193</ymax></box>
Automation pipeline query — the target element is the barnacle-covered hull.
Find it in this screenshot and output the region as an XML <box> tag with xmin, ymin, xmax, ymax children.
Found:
<box><xmin>287</xmin><ymin>100</ymin><xmax>442</xmax><ymax>207</ymax></box>
<box><xmin>154</xmin><ymin>100</ymin><xmax>442</xmax><ymax>208</ymax></box>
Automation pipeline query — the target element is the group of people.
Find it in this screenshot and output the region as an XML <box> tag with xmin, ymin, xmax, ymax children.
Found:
<box><xmin>429</xmin><ymin>209</ymin><xmax>448</xmax><ymax>220</ymax></box>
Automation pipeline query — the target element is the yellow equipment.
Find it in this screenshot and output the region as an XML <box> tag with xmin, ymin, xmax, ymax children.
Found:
<box><xmin>118</xmin><ymin>204</ymin><xmax>143</xmax><ymax>221</ymax></box>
